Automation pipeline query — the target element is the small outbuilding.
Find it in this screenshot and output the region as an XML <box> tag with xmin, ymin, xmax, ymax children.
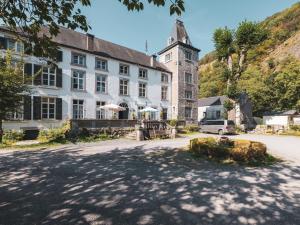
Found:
<box><xmin>263</xmin><ymin>110</ymin><xmax>299</xmax><ymax>127</ymax></box>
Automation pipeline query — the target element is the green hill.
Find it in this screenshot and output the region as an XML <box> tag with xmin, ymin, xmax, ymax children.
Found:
<box><xmin>199</xmin><ymin>2</ymin><xmax>300</xmax><ymax>116</ymax></box>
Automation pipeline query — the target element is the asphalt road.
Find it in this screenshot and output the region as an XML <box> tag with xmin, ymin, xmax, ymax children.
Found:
<box><xmin>0</xmin><ymin>134</ymin><xmax>299</xmax><ymax>225</ymax></box>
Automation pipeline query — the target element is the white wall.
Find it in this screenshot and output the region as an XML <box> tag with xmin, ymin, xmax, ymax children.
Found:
<box><xmin>198</xmin><ymin>105</ymin><xmax>224</xmax><ymax>121</ymax></box>
<box><xmin>3</xmin><ymin>44</ymin><xmax>172</xmax><ymax>131</ymax></box>
<box><xmin>263</xmin><ymin>116</ymin><xmax>289</xmax><ymax>126</ymax></box>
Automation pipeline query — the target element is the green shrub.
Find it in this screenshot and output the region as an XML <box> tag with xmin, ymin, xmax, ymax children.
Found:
<box><xmin>168</xmin><ymin>119</ymin><xmax>178</xmax><ymax>127</ymax></box>
<box><xmin>38</xmin><ymin>128</ymin><xmax>66</xmax><ymax>143</ymax></box>
<box><xmin>290</xmin><ymin>125</ymin><xmax>300</xmax><ymax>131</ymax></box>
<box><xmin>190</xmin><ymin>137</ymin><xmax>268</xmax><ymax>164</ymax></box>
<box><xmin>3</xmin><ymin>130</ymin><xmax>24</xmax><ymax>145</ymax></box>
<box><xmin>184</xmin><ymin>124</ymin><xmax>199</xmax><ymax>133</ymax></box>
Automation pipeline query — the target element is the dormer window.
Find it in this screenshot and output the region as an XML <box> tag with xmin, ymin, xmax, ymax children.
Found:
<box><xmin>185</xmin><ymin>50</ymin><xmax>192</xmax><ymax>61</ymax></box>
<box><xmin>165</xmin><ymin>53</ymin><xmax>172</xmax><ymax>63</ymax></box>
<box><xmin>72</xmin><ymin>52</ymin><xmax>86</xmax><ymax>66</ymax></box>
<box><xmin>168</xmin><ymin>37</ymin><xmax>174</xmax><ymax>46</ymax></box>
<box><xmin>119</xmin><ymin>64</ymin><xmax>129</xmax><ymax>75</ymax></box>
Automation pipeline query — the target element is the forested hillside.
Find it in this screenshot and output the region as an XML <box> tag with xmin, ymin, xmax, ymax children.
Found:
<box><xmin>199</xmin><ymin>2</ymin><xmax>300</xmax><ymax>116</ymax></box>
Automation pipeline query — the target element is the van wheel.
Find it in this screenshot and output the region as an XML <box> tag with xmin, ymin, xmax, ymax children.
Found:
<box><xmin>218</xmin><ymin>129</ymin><xmax>224</xmax><ymax>135</ymax></box>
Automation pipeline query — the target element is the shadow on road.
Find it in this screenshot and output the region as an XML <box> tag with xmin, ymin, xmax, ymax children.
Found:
<box><xmin>0</xmin><ymin>146</ymin><xmax>299</xmax><ymax>225</ymax></box>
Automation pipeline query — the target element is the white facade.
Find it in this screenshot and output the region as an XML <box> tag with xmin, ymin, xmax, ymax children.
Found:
<box><xmin>263</xmin><ymin>115</ymin><xmax>291</xmax><ymax>127</ymax></box>
<box><xmin>2</xmin><ymin>33</ymin><xmax>172</xmax><ymax>131</ymax></box>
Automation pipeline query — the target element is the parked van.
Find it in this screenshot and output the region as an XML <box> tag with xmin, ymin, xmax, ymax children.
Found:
<box><xmin>199</xmin><ymin>120</ymin><xmax>236</xmax><ymax>135</ymax></box>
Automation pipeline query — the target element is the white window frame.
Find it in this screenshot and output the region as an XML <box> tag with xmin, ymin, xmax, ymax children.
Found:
<box><xmin>185</xmin><ymin>90</ymin><xmax>193</xmax><ymax>99</ymax></box>
<box><xmin>161</xmin><ymin>73</ymin><xmax>169</xmax><ymax>83</ymax></box>
<box><xmin>185</xmin><ymin>72</ymin><xmax>193</xmax><ymax>84</ymax></box>
<box><xmin>96</xmin><ymin>101</ymin><xmax>106</xmax><ymax>119</ymax></box>
<box><xmin>119</xmin><ymin>78</ymin><xmax>129</xmax><ymax>96</ymax></box>
<box><xmin>185</xmin><ymin>50</ymin><xmax>192</xmax><ymax>61</ymax></box>
<box><xmin>139</xmin><ymin>68</ymin><xmax>148</xmax><ymax>79</ymax></box>
<box><xmin>161</xmin><ymin>86</ymin><xmax>168</xmax><ymax>101</ymax></box>
<box><xmin>72</xmin><ymin>52</ymin><xmax>86</xmax><ymax>66</ymax></box>
<box><xmin>73</xmin><ymin>99</ymin><xmax>84</xmax><ymax>119</ymax></box>
<box><xmin>7</xmin><ymin>38</ymin><xmax>24</xmax><ymax>53</ymax></box>
<box><xmin>119</xmin><ymin>64</ymin><xmax>129</xmax><ymax>76</ymax></box>
<box><xmin>41</xmin><ymin>97</ymin><xmax>56</xmax><ymax>120</ymax></box>
<box><xmin>165</xmin><ymin>53</ymin><xmax>172</xmax><ymax>63</ymax></box>
<box><xmin>137</xmin><ymin>106</ymin><xmax>145</xmax><ymax>120</ymax></box>
<box><xmin>95</xmin><ymin>58</ymin><xmax>108</xmax><ymax>71</ymax></box>
<box><xmin>42</xmin><ymin>67</ymin><xmax>56</xmax><ymax>86</ymax></box>
<box><xmin>96</xmin><ymin>74</ymin><xmax>107</xmax><ymax>93</ymax></box>
<box><xmin>138</xmin><ymin>82</ymin><xmax>147</xmax><ymax>98</ymax></box>
<box><xmin>72</xmin><ymin>70</ymin><xmax>85</xmax><ymax>91</ymax></box>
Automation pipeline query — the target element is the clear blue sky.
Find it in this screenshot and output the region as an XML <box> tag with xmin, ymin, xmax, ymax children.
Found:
<box><xmin>81</xmin><ymin>0</ymin><xmax>300</xmax><ymax>57</ymax></box>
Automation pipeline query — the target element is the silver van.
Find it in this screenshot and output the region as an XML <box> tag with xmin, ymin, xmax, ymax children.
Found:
<box><xmin>199</xmin><ymin>120</ymin><xmax>236</xmax><ymax>135</ymax></box>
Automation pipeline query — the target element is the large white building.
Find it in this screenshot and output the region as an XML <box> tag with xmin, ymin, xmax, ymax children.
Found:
<box><xmin>1</xmin><ymin>20</ymin><xmax>199</xmax><ymax>133</ymax></box>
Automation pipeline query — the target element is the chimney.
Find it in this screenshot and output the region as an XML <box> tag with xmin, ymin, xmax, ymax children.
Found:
<box><xmin>150</xmin><ymin>54</ymin><xmax>157</xmax><ymax>67</ymax></box>
<box><xmin>86</xmin><ymin>33</ymin><xmax>94</xmax><ymax>52</ymax></box>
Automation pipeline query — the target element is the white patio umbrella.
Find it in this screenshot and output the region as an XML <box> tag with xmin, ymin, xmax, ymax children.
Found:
<box><xmin>98</xmin><ymin>104</ymin><xmax>126</xmax><ymax>119</ymax></box>
<box><xmin>139</xmin><ymin>107</ymin><xmax>158</xmax><ymax>120</ymax></box>
<box><xmin>139</xmin><ymin>107</ymin><xmax>158</xmax><ymax>113</ymax></box>
<box><xmin>98</xmin><ymin>104</ymin><xmax>126</xmax><ymax>112</ymax></box>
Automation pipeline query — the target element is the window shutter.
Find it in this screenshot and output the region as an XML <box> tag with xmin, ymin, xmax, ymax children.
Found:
<box><xmin>56</xmin><ymin>98</ymin><xmax>63</xmax><ymax>120</ymax></box>
<box><xmin>0</xmin><ymin>37</ymin><xmax>7</xmax><ymax>49</ymax></box>
<box><xmin>56</xmin><ymin>50</ymin><xmax>63</xmax><ymax>62</ymax></box>
<box><xmin>23</xmin><ymin>96</ymin><xmax>32</xmax><ymax>120</ymax></box>
<box><xmin>24</xmin><ymin>63</ymin><xmax>32</xmax><ymax>84</ymax></box>
<box><xmin>33</xmin><ymin>64</ymin><xmax>42</xmax><ymax>86</ymax></box>
<box><xmin>33</xmin><ymin>96</ymin><xmax>41</xmax><ymax>120</ymax></box>
<box><xmin>56</xmin><ymin>68</ymin><xmax>62</xmax><ymax>88</ymax></box>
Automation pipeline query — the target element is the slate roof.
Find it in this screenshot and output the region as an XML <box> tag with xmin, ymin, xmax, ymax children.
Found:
<box><xmin>198</xmin><ymin>96</ymin><xmax>229</xmax><ymax>107</ymax></box>
<box><xmin>0</xmin><ymin>26</ymin><xmax>170</xmax><ymax>73</ymax></box>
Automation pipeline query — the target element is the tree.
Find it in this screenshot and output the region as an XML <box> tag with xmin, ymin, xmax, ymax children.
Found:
<box><xmin>0</xmin><ymin>0</ymin><xmax>185</xmax><ymax>58</ymax></box>
<box><xmin>0</xmin><ymin>52</ymin><xmax>30</xmax><ymax>143</ymax></box>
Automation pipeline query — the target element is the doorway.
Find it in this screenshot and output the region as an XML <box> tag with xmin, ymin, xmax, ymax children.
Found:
<box><xmin>119</xmin><ymin>103</ymin><xmax>129</xmax><ymax>119</ymax></box>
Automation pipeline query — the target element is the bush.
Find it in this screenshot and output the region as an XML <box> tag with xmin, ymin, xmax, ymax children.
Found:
<box><xmin>290</xmin><ymin>125</ymin><xmax>300</xmax><ymax>131</ymax></box>
<box><xmin>190</xmin><ymin>137</ymin><xmax>268</xmax><ymax>164</ymax></box>
<box><xmin>168</xmin><ymin>119</ymin><xmax>177</xmax><ymax>127</ymax></box>
<box><xmin>3</xmin><ymin>130</ymin><xmax>24</xmax><ymax>145</ymax></box>
<box><xmin>38</xmin><ymin>128</ymin><xmax>66</xmax><ymax>143</ymax></box>
<box><xmin>184</xmin><ymin>124</ymin><xmax>199</xmax><ymax>133</ymax></box>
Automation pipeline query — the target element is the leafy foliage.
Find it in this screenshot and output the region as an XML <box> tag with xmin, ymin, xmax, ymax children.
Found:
<box><xmin>2</xmin><ymin>130</ymin><xmax>24</xmax><ymax>145</ymax></box>
<box><xmin>0</xmin><ymin>0</ymin><xmax>185</xmax><ymax>59</ymax></box>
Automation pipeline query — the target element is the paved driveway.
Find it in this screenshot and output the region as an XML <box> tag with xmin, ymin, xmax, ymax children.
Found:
<box><xmin>0</xmin><ymin>134</ymin><xmax>299</xmax><ymax>225</ymax></box>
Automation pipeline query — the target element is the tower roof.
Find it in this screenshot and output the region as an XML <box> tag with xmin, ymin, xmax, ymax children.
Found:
<box><xmin>170</xmin><ymin>19</ymin><xmax>192</xmax><ymax>45</ymax></box>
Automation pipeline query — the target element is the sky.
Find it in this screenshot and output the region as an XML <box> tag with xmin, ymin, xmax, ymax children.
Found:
<box><xmin>81</xmin><ymin>0</ymin><xmax>300</xmax><ymax>58</ymax></box>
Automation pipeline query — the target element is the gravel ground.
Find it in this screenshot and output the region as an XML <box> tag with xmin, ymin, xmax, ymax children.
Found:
<box><xmin>0</xmin><ymin>134</ymin><xmax>299</xmax><ymax>225</ymax></box>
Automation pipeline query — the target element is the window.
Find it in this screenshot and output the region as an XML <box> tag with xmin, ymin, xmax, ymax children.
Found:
<box><xmin>162</xmin><ymin>108</ymin><xmax>168</xmax><ymax>120</ymax></box>
<box><xmin>185</xmin><ymin>91</ymin><xmax>193</xmax><ymax>99</ymax></box>
<box><xmin>6</xmin><ymin>105</ymin><xmax>23</xmax><ymax>120</ymax></box>
<box><xmin>41</xmin><ymin>97</ymin><xmax>56</xmax><ymax>119</ymax></box>
<box><xmin>7</xmin><ymin>39</ymin><xmax>24</xmax><ymax>53</ymax></box>
<box><xmin>139</xmin><ymin>68</ymin><xmax>148</xmax><ymax>79</ymax></box>
<box><xmin>161</xmin><ymin>86</ymin><xmax>168</xmax><ymax>101</ymax></box>
<box><xmin>119</xmin><ymin>79</ymin><xmax>129</xmax><ymax>95</ymax></box>
<box><xmin>96</xmin><ymin>74</ymin><xmax>107</xmax><ymax>93</ymax></box>
<box><xmin>216</xmin><ymin>110</ymin><xmax>221</xmax><ymax>119</ymax></box>
<box><xmin>96</xmin><ymin>101</ymin><xmax>106</xmax><ymax>119</ymax></box>
<box><xmin>73</xmin><ymin>99</ymin><xmax>84</xmax><ymax>119</ymax></box>
<box><xmin>161</xmin><ymin>73</ymin><xmax>169</xmax><ymax>83</ymax></box>
<box><xmin>119</xmin><ymin>64</ymin><xmax>129</xmax><ymax>75</ymax></box>
<box><xmin>42</xmin><ymin>67</ymin><xmax>56</xmax><ymax>86</ymax></box>
<box><xmin>185</xmin><ymin>107</ymin><xmax>192</xmax><ymax>119</ymax></box>
<box><xmin>72</xmin><ymin>53</ymin><xmax>86</xmax><ymax>66</ymax></box>
<box><xmin>95</xmin><ymin>58</ymin><xmax>108</xmax><ymax>71</ymax></box>
<box><xmin>72</xmin><ymin>70</ymin><xmax>85</xmax><ymax>90</ymax></box>
<box><xmin>185</xmin><ymin>50</ymin><xmax>192</xmax><ymax>61</ymax></box>
<box><xmin>138</xmin><ymin>106</ymin><xmax>145</xmax><ymax>120</ymax></box>
<box><xmin>139</xmin><ymin>82</ymin><xmax>147</xmax><ymax>98</ymax></box>
<box><xmin>185</xmin><ymin>73</ymin><xmax>193</xmax><ymax>84</ymax></box>
<box><xmin>165</xmin><ymin>53</ymin><xmax>172</xmax><ymax>62</ymax></box>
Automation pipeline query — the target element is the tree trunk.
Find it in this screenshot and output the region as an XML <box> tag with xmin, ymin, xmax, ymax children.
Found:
<box><xmin>227</xmin><ymin>55</ymin><xmax>233</xmax><ymax>92</ymax></box>
<box><xmin>236</xmin><ymin>48</ymin><xmax>246</xmax><ymax>80</ymax></box>
<box><xmin>0</xmin><ymin>119</ymin><xmax>3</xmax><ymax>143</ymax></box>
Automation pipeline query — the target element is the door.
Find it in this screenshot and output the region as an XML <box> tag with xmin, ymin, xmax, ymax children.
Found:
<box><xmin>119</xmin><ymin>103</ymin><xmax>129</xmax><ymax>119</ymax></box>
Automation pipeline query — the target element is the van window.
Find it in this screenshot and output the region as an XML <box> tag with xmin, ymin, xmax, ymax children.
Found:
<box><xmin>227</xmin><ymin>120</ymin><xmax>235</xmax><ymax>125</ymax></box>
<box><xmin>206</xmin><ymin>120</ymin><xmax>224</xmax><ymax>125</ymax></box>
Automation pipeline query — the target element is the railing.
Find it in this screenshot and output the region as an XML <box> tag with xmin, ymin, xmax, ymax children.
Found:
<box><xmin>141</xmin><ymin>120</ymin><xmax>168</xmax><ymax>130</ymax></box>
<box><xmin>71</xmin><ymin>119</ymin><xmax>138</xmax><ymax>129</ymax></box>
